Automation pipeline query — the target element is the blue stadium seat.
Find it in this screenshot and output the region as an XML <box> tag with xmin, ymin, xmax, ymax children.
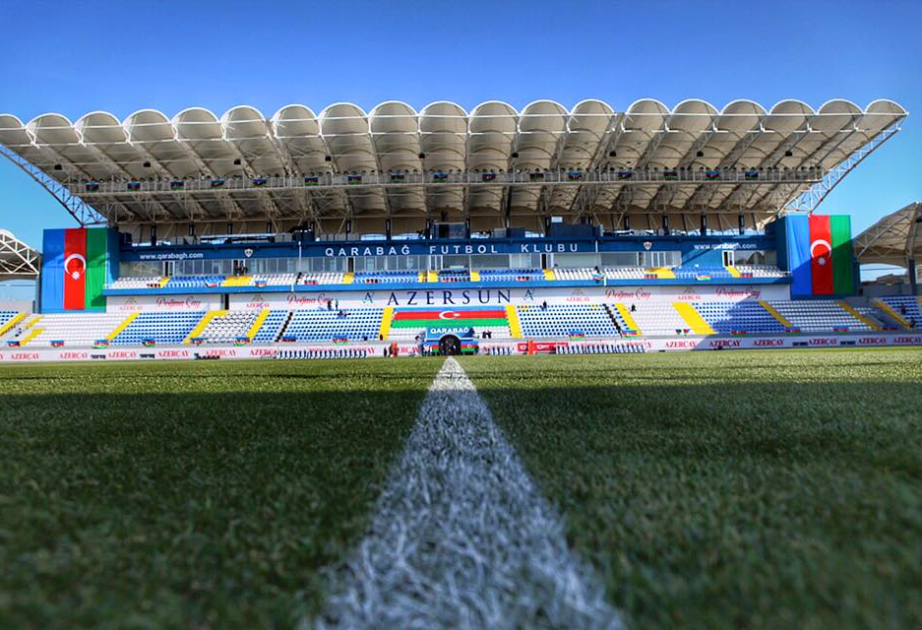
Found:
<box><xmin>693</xmin><ymin>302</ymin><xmax>785</xmax><ymax>334</ymax></box>
<box><xmin>516</xmin><ymin>304</ymin><xmax>619</xmax><ymax>337</ymax></box>
<box><xmin>281</xmin><ymin>308</ymin><xmax>383</xmax><ymax>341</ymax></box>
<box><xmin>111</xmin><ymin>312</ymin><xmax>205</xmax><ymax>345</ymax></box>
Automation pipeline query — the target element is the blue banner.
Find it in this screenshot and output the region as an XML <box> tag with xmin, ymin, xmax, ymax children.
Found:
<box><xmin>41</xmin><ymin>229</ymin><xmax>65</xmax><ymax>312</ymax></box>
<box><xmin>785</xmin><ymin>216</ymin><xmax>813</xmax><ymax>297</ymax></box>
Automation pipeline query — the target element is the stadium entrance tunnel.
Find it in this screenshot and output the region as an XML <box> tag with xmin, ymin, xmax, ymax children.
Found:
<box><xmin>439</xmin><ymin>335</ymin><xmax>461</xmax><ymax>356</ymax></box>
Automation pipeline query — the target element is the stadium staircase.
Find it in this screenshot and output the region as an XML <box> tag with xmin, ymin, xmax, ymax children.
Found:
<box><xmin>246</xmin><ymin>309</ymin><xmax>272</xmax><ymax>340</ymax></box>
<box><xmin>506</xmin><ymin>305</ymin><xmax>522</xmax><ymax>338</ymax></box>
<box><xmin>107</xmin><ymin>313</ymin><xmax>141</xmax><ymax>340</ymax></box>
<box><xmin>266</xmin><ymin>311</ymin><xmax>294</xmax><ymax>341</ymax></box>
<box><xmin>759</xmin><ymin>301</ymin><xmax>794</xmax><ymax>328</ymax></box>
<box><xmin>694</xmin><ymin>301</ymin><xmax>785</xmax><ymax>334</ymax></box>
<box><xmin>609</xmin><ymin>303</ymin><xmax>640</xmax><ymax>335</ymax></box>
<box><xmin>768</xmin><ymin>301</ymin><xmax>873</xmax><ymax>333</ymax></box>
<box><xmin>873</xmin><ymin>299</ymin><xmax>911</xmax><ymax>329</ymax></box>
<box><xmin>839</xmin><ymin>301</ymin><xmax>882</xmax><ymax>331</ymax></box>
<box><xmin>378</xmin><ymin>307</ymin><xmax>394</xmax><ymax>340</ymax></box>
<box><xmin>672</xmin><ymin>303</ymin><xmax>716</xmax><ymax>335</ymax></box>
<box><xmin>877</xmin><ymin>295</ymin><xmax>922</xmax><ymax>330</ymax></box>
<box><xmin>0</xmin><ymin>312</ymin><xmax>28</xmax><ymax>338</ymax></box>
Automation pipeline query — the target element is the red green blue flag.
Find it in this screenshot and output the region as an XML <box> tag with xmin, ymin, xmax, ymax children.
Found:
<box><xmin>785</xmin><ymin>215</ymin><xmax>853</xmax><ymax>297</ymax></box>
<box><xmin>391</xmin><ymin>308</ymin><xmax>508</xmax><ymax>329</ymax></box>
<box><xmin>41</xmin><ymin>228</ymin><xmax>116</xmax><ymax>312</ymax></box>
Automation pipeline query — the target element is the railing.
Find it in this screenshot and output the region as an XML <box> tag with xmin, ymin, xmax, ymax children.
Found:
<box><xmin>73</xmin><ymin>167</ymin><xmax>826</xmax><ymax>197</ymax></box>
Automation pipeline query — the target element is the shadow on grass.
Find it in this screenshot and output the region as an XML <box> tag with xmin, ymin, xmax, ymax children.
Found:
<box><xmin>0</xmin><ymin>389</ymin><xmax>428</xmax><ymax>629</ymax></box>
<box><xmin>470</xmin><ymin>378</ymin><xmax>922</xmax><ymax>630</ymax></box>
<box><xmin>1</xmin><ymin>368</ymin><xmax>920</xmax><ymax>630</ymax></box>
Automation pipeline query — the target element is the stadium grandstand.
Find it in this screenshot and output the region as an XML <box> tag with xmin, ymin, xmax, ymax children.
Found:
<box><xmin>0</xmin><ymin>98</ymin><xmax>919</xmax><ymax>361</ymax></box>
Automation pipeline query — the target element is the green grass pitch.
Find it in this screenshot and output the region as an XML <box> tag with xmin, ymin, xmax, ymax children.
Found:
<box><xmin>460</xmin><ymin>348</ymin><xmax>922</xmax><ymax>630</ymax></box>
<box><xmin>1</xmin><ymin>349</ymin><xmax>921</xmax><ymax>628</ymax></box>
<box><xmin>0</xmin><ymin>359</ymin><xmax>441</xmax><ymax>628</ymax></box>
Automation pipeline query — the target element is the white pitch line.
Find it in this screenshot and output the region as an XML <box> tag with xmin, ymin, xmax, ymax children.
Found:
<box><xmin>314</xmin><ymin>358</ymin><xmax>623</xmax><ymax>630</ymax></box>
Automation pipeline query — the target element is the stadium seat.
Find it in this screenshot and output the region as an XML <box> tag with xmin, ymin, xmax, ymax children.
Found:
<box><xmin>734</xmin><ymin>264</ymin><xmax>785</xmax><ymax>278</ymax></box>
<box><xmin>625</xmin><ymin>303</ymin><xmax>689</xmax><ymax>336</ymax></box>
<box><xmin>603</xmin><ymin>267</ymin><xmax>646</xmax><ymax>280</ymax></box>
<box><xmin>111</xmin><ymin>312</ymin><xmax>205</xmax><ymax>345</ymax></box>
<box><xmin>768</xmin><ymin>300</ymin><xmax>873</xmax><ymax>332</ymax></box>
<box><xmin>553</xmin><ymin>268</ymin><xmax>595</xmax><ymax>281</ymax></box>
<box><xmin>10</xmin><ymin>313</ymin><xmax>126</xmax><ymax>346</ymax></box>
<box><xmin>109</xmin><ymin>276</ymin><xmax>167</xmax><ymax>290</ymax></box>
<box><xmin>252</xmin><ymin>310</ymin><xmax>290</xmax><ymax>342</ymax></box>
<box><xmin>673</xmin><ymin>266</ymin><xmax>733</xmax><ymax>280</ymax></box>
<box><xmin>280</xmin><ymin>308</ymin><xmax>384</xmax><ymax>342</ymax></box>
<box><xmin>478</xmin><ymin>268</ymin><xmax>545</xmax><ymax>283</ymax></box>
<box><xmin>879</xmin><ymin>296</ymin><xmax>922</xmax><ymax>329</ymax></box>
<box><xmin>353</xmin><ymin>271</ymin><xmax>419</xmax><ymax>285</ymax></box>
<box><xmin>166</xmin><ymin>275</ymin><xmax>225</xmax><ymax>289</ymax></box>
<box><xmin>516</xmin><ymin>304</ymin><xmax>619</xmax><ymax>337</ymax></box>
<box><xmin>297</xmin><ymin>272</ymin><xmax>345</xmax><ymax>286</ymax></box>
<box><xmin>197</xmin><ymin>311</ymin><xmax>260</xmax><ymax>344</ymax></box>
<box><xmin>693</xmin><ymin>301</ymin><xmax>785</xmax><ymax>334</ymax></box>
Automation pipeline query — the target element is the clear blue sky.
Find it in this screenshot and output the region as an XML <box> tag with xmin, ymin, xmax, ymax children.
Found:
<box><xmin>2</xmin><ymin>0</ymin><xmax>920</xmax><ymax>297</ymax></box>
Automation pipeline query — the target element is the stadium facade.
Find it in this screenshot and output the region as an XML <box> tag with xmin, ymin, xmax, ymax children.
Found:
<box><xmin>1</xmin><ymin>98</ymin><xmax>920</xmax><ymax>361</ymax></box>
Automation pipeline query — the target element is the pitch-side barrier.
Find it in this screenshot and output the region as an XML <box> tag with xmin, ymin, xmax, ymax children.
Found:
<box><xmin>1</xmin><ymin>332</ymin><xmax>921</xmax><ymax>363</ymax></box>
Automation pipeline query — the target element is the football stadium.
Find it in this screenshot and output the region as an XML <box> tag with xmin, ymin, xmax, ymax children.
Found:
<box><xmin>2</xmin><ymin>5</ymin><xmax>922</xmax><ymax>626</ymax></box>
<box><xmin>0</xmin><ymin>96</ymin><xmax>920</xmax><ymax>629</ymax></box>
<box><xmin>0</xmin><ymin>98</ymin><xmax>919</xmax><ymax>360</ymax></box>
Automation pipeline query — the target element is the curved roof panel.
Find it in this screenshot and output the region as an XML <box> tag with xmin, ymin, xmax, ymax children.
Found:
<box><xmin>855</xmin><ymin>201</ymin><xmax>922</xmax><ymax>266</ymax></box>
<box><xmin>0</xmin><ymin>99</ymin><xmax>905</xmax><ymax>228</ymax></box>
<box><xmin>271</xmin><ymin>104</ymin><xmax>327</xmax><ymax>174</ymax></box>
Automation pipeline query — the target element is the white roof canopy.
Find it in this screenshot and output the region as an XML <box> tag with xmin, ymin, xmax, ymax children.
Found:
<box><xmin>0</xmin><ymin>98</ymin><xmax>906</xmax><ymax>231</ymax></box>
<box><xmin>855</xmin><ymin>202</ymin><xmax>922</xmax><ymax>267</ymax></box>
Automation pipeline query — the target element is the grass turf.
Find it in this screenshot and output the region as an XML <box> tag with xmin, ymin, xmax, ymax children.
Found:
<box><xmin>0</xmin><ymin>358</ymin><xmax>441</xmax><ymax>628</ymax></box>
<box><xmin>459</xmin><ymin>348</ymin><xmax>922</xmax><ymax>630</ymax></box>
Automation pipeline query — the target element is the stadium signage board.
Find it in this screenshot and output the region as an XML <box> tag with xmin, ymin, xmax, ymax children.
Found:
<box><xmin>2</xmin><ymin>334</ymin><xmax>922</xmax><ymax>364</ymax></box>
<box><xmin>216</xmin><ymin>285</ymin><xmax>792</xmax><ymax>311</ymax></box>
<box><xmin>122</xmin><ymin>235</ymin><xmax>777</xmax><ymax>263</ymax></box>
<box><xmin>107</xmin><ymin>294</ymin><xmax>222</xmax><ymax>313</ymax></box>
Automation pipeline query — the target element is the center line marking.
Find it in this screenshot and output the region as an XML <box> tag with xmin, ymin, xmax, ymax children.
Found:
<box><xmin>315</xmin><ymin>358</ymin><xmax>623</xmax><ymax>629</ymax></box>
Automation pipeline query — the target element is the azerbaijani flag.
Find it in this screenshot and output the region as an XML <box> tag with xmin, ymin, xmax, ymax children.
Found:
<box><xmin>786</xmin><ymin>215</ymin><xmax>854</xmax><ymax>297</ymax></box>
<box><xmin>41</xmin><ymin>227</ymin><xmax>115</xmax><ymax>312</ymax></box>
<box><xmin>390</xmin><ymin>308</ymin><xmax>508</xmax><ymax>329</ymax></box>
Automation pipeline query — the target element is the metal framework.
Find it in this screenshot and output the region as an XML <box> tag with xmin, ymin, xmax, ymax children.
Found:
<box><xmin>784</xmin><ymin>120</ymin><xmax>903</xmax><ymax>213</ymax></box>
<box><xmin>855</xmin><ymin>202</ymin><xmax>922</xmax><ymax>268</ymax></box>
<box><xmin>0</xmin><ymin>143</ymin><xmax>105</xmax><ymax>225</ymax></box>
<box><xmin>0</xmin><ymin>230</ymin><xmax>41</xmax><ymax>280</ymax></box>
<box><xmin>0</xmin><ymin>98</ymin><xmax>906</xmax><ymax>232</ymax></box>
